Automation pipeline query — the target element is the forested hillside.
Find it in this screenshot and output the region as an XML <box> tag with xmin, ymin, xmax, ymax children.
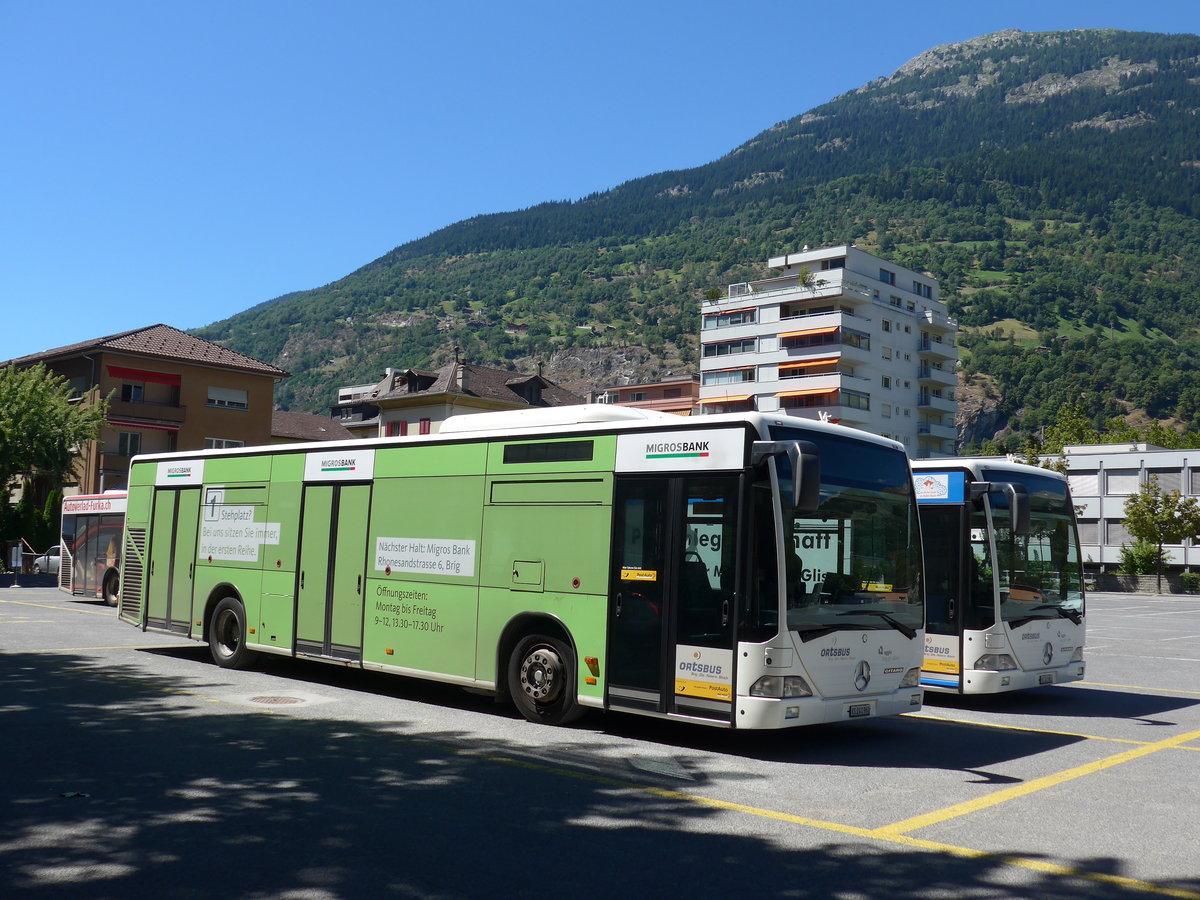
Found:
<box><xmin>195</xmin><ymin>28</ymin><xmax>1200</xmax><ymax>450</ymax></box>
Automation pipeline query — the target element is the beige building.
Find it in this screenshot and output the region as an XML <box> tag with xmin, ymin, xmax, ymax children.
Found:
<box><xmin>271</xmin><ymin>410</ymin><xmax>354</xmax><ymax>444</ymax></box>
<box><xmin>592</xmin><ymin>375</ymin><xmax>699</xmax><ymax>415</ymax></box>
<box><xmin>333</xmin><ymin>362</ymin><xmax>584</xmax><ymax>437</ymax></box>
<box><xmin>3</xmin><ymin>324</ymin><xmax>289</xmax><ymax>493</ymax></box>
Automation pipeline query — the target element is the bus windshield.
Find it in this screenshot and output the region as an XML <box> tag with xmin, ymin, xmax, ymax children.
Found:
<box><xmin>981</xmin><ymin>468</ymin><xmax>1085</xmax><ymax>626</ymax></box>
<box><xmin>769</xmin><ymin>427</ymin><xmax>923</xmax><ymax>642</ymax></box>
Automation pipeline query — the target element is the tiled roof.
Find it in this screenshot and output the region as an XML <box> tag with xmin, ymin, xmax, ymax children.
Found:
<box><xmin>2</xmin><ymin>324</ymin><xmax>289</xmax><ymax>378</ymax></box>
<box><xmin>271</xmin><ymin>411</ymin><xmax>355</xmax><ymax>442</ymax></box>
<box><xmin>373</xmin><ymin>362</ymin><xmax>583</xmax><ymax>407</ymax></box>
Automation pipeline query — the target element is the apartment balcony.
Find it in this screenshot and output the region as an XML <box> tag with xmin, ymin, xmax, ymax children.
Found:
<box><xmin>917</xmin><ymin>337</ymin><xmax>958</xmax><ymax>362</ymax></box>
<box><xmin>922</xmin><ymin>309</ymin><xmax>958</xmax><ymax>332</ymax></box>
<box><xmin>725</xmin><ymin>273</ymin><xmax>873</xmax><ymax>307</ymax></box>
<box><xmin>107</xmin><ymin>398</ymin><xmax>186</xmax><ymax>425</ymax></box>
<box><xmin>917</xmin><ymin>364</ymin><xmax>957</xmax><ymax>388</ymax></box>
<box><xmin>918</xmin><ymin>394</ymin><xmax>957</xmax><ymax>415</ymax></box>
<box><xmin>918</xmin><ymin>421</ymin><xmax>958</xmax><ymax>442</ymax></box>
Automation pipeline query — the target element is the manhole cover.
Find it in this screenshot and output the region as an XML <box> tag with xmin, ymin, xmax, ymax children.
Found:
<box><xmin>248</xmin><ymin>695</ymin><xmax>305</xmax><ymax>705</ymax></box>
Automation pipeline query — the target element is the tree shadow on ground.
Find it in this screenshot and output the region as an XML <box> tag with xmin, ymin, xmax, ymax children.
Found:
<box><xmin>3</xmin><ymin>651</ymin><xmax>1195</xmax><ymax>899</ymax></box>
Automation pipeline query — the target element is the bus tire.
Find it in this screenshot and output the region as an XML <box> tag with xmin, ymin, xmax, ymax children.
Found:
<box><xmin>507</xmin><ymin>634</ymin><xmax>583</xmax><ymax>726</ymax></box>
<box><xmin>103</xmin><ymin>572</ymin><xmax>120</xmax><ymax>607</ymax></box>
<box><xmin>209</xmin><ymin>597</ymin><xmax>256</xmax><ymax>670</ymax></box>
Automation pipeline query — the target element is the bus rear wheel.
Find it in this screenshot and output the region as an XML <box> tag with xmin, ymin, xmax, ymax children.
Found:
<box><xmin>508</xmin><ymin>635</ymin><xmax>582</xmax><ymax>726</ymax></box>
<box><xmin>209</xmin><ymin>597</ymin><xmax>256</xmax><ymax>670</ymax></box>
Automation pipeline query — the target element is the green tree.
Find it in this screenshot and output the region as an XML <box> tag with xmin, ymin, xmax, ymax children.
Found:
<box><xmin>0</xmin><ymin>364</ymin><xmax>108</xmax><ymax>546</ymax></box>
<box><xmin>1122</xmin><ymin>476</ymin><xmax>1200</xmax><ymax>593</ymax></box>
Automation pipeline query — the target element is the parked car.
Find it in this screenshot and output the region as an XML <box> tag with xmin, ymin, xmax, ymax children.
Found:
<box><xmin>32</xmin><ymin>546</ymin><xmax>61</xmax><ymax>575</ymax></box>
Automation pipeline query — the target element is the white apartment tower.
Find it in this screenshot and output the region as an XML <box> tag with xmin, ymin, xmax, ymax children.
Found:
<box><xmin>698</xmin><ymin>245</ymin><xmax>957</xmax><ymax>457</ymax></box>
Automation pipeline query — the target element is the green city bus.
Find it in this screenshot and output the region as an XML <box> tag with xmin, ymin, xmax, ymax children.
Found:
<box><xmin>120</xmin><ymin>405</ymin><xmax>924</xmax><ymax>728</ymax></box>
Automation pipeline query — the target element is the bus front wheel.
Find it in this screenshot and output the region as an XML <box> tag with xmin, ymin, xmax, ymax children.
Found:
<box><xmin>103</xmin><ymin>572</ymin><xmax>119</xmax><ymax>607</ymax></box>
<box><xmin>209</xmin><ymin>597</ymin><xmax>255</xmax><ymax>670</ymax></box>
<box><xmin>508</xmin><ymin>635</ymin><xmax>582</xmax><ymax>726</ymax></box>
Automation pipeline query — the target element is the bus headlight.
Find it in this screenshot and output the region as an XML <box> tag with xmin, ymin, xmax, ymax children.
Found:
<box><xmin>1070</xmin><ymin>647</ymin><xmax>1084</xmax><ymax>662</ymax></box>
<box><xmin>750</xmin><ymin>675</ymin><xmax>813</xmax><ymax>698</ymax></box>
<box><xmin>900</xmin><ymin>667</ymin><xmax>921</xmax><ymax>687</ymax></box>
<box><xmin>973</xmin><ymin>654</ymin><xmax>1018</xmax><ymax>671</ymax></box>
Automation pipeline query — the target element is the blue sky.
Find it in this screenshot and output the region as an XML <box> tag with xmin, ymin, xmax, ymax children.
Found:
<box><xmin>3</xmin><ymin>1</ymin><xmax>1197</xmax><ymax>364</ymax></box>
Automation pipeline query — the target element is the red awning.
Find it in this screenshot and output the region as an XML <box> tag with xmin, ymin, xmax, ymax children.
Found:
<box><xmin>107</xmin><ymin>365</ymin><xmax>181</xmax><ymax>386</ymax></box>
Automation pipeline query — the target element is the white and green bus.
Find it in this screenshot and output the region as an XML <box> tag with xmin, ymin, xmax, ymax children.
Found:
<box><xmin>912</xmin><ymin>458</ymin><xmax>1085</xmax><ymax>694</ymax></box>
<box><xmin>120</xmin><ymin>405</ymin><xmax>925</xmax><ymax>728</ymax></box>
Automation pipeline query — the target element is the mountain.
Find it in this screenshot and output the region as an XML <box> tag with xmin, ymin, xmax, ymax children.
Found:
<box><xmin>195</xmin><ymin>28</ymin><xmax>1200</xmax><ymax>451</ymax></box>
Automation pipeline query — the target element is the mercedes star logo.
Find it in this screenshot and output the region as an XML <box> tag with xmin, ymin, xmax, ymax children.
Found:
<box><xmin>854</xmin><ymin>660</ymin><xmax>871</xmax><ymax>692</ymax></box>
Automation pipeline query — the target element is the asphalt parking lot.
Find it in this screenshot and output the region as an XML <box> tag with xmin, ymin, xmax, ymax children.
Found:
<box><xmin>1</xmin><ymin>587</ymin><xmax>1197</xmax><ymax>899</ymax></box>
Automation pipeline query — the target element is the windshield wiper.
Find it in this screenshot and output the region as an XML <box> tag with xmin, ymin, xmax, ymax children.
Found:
<box><xmin>1033</xmin><ymin>603</ymin><xmax>1083</xmax><ymax>626</ymax></box>
<box><xmin>1008</xmin><ymin>604</ymin><xmax>1082</xmax><ymax>628</ymax></box>
<box><xmin>836</xmin><ymin>609</ymin><xmax>917</xmax><ymax>639</ymax></box>
<box><xmin>793</xmin><ymin>625</ymin><xmax>842</xmax><ymax>643</ymax></box>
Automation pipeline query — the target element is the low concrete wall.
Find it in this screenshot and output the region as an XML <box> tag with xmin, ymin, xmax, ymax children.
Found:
<box><xmin>1093</xmin><ymin>573</ymin><xmax>1197</xmax><ymax>594</ymax></box>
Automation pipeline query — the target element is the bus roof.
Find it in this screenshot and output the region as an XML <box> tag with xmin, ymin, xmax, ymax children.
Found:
<box><xmin>127</xmin><ymin>406</ymin><xmax>906</xmax><ymax>465</ymax></box>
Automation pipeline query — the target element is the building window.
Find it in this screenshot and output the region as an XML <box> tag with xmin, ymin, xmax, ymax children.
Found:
<box><xmin>882</xmin><ymin>319</ymin><xmax>892</xmax><ymax>332</ymax></box>
<box><xmin>841</xmin><ymin>389</ymin><xmax>870</xmax><ymax>411</ymax></box>
<box><xmin>783</xmin><ymin>330</ymin><xmax>839</xmax><ymax>351</ymax></box>
<box><xmin>386</xmin><ymin>421</ymin><xmax>407</xmax><ymax>437</ymax></box>
<box><xmin>1105</xmin><ymin>469</ymin><xmax>1140</xmax><ymax>495</ymax></box>
<box><xmin>1147</xmin><ymin>470</ymin><xmax>1181</xmax><ymax>493</ymax></box>
<box><xmin>628</xmin><ymin>391</ymin><xmax>647</xmax><ymax>402</ymax></box>
<box><xmin>890</xmin><ymin>296</ymin><xmax>902</xmax><ymax>308</ymax></box>
<box><xmin>841</xmin><ymin>329</ymin><xmax>870</xmax><ymax>351</ymax></box>
<box><xmin>664</xmin><ymin>388</ymin><xmax>681</xmax><ymax>399</ymax></box>
<box><xmin>1105</xmin><ymin>520</ymin><xmax>1132</xmax><ymax>545</ymax></box>
<box><xmin>703</xmin><ymin>338</ymin><xmax>756</xmax><ymax>357</ymax></box>
<box><xmin>120</xmin><ymin>383</ymin><xmax>144</xmax><ymax>403</ymax></box>
<box><xmin>881</xmin><ymin>403</ymin><xmax>892</xmax><ymax>418</ymax></box>
<box><xmin>879</xmin><ymin>269</ymin><xmax>896</xmax><ymax>286</ymax></box>
<box><xmin>702</xmin><ymin>308</ymin><xmax>756</xmax><ymax>330</ymax></box>
<box><xmin>204</xmin><ymin>438</ymin><xmax>244</xmax><ymax>449</ymax></box>
<box><xmin>1077</xmin><ymin>521</ymin><xmax>1099</xmax><ymax>545</ymax></box>
<box><xmin>419</xmin><ymin>419</ymin><xmax>431</xmax><ymax>435</ymax></box>
<box><xmin>820</xmin><ymin>258</ymin><xmax>845</xmax><ymax>270</ymax></box>
<box><xmin>117</xmin><ymin>432</ymin><xmax>141</xmax><ymax>457</ymax></box>
<box><xmin>207</xmin><ymin>387</ymin><xmax>248</xmax><ymax>410</ymax></box>
<box><xmin>702</xmin><ymin>368</ymin><xmax>755</xmax><ymax>386</ymax></box>
<box><xmin>881</xmin><ymin>376</ymin><xmax>892</xmax><ymax>389</ymax></box>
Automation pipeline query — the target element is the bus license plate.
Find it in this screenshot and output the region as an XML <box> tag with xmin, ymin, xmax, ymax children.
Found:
<box><xmin>1039</xmin><ymin>674</ymin><xmax>1054</xmax><ymax>685</ymax></box>
<box><xmin>847</xmin><ymin>703</ymin><xmax>872</xmax><ymax>718</ymax></box>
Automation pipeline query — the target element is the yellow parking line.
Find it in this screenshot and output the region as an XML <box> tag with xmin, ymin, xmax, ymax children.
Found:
<box><xmin>483</xmin><ymin>752</ymin><xmax>1200</xmax><ymax>900</ymax></box>
<box><xmin>0</xmin><ymin>599</ymin><xmax>114</xmax><ymax>616</ymax></box>
<box><xmin>908</xmin><ymin>712</ymin><xmax>1149</xmax><ymax>746</ymax></box>
<box><xmin>875</xmin><ymin>728</ymin><xmax>1200</xmax><ymax>837</ymax></box>
<box><xmin>1077</xmin><ymin>680</ymin><xmax>1200</xmax><ymax>697</ymax></box>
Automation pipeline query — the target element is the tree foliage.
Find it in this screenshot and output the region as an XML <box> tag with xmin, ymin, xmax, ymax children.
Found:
<box><xmin>0</xmin><ymin>365</ymin><xmax>108</xmax><ymax>545</ymax></box>
<box><xmin>1122</xmin><ymin>476</ymin><xmax>1200</xmax><ymax>592</ymax></box>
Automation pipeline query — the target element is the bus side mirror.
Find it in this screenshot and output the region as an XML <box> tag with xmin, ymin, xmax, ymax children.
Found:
<box><xmin>752</xmin><ymin>441</ymin><xmax>820</xmax><ymax>513</ymax></box>
<box><xmin>970</xmin><ymin>481</ymin><xmax>1030</xmax><ymax>535</ymax></box>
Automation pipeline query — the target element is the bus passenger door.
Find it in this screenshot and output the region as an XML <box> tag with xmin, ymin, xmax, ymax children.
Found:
<box><xmin>607</xmin><ymin>475</ymin><xmax>740</xmax><ymax>723</ymax></box>
<box><xmin>917</xmin><ymin>504</ymin><xmax>966</xmax><ymax>690</ymax></box>
<box><xmin>295</xmin><ymin>483</ymin><xmax>370</xmax><ymax>661</ymax></box>
<box><xmin>146</xmin><ymin>488</ymin><xmax>201</xmax><ymax>635</ymax></box>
